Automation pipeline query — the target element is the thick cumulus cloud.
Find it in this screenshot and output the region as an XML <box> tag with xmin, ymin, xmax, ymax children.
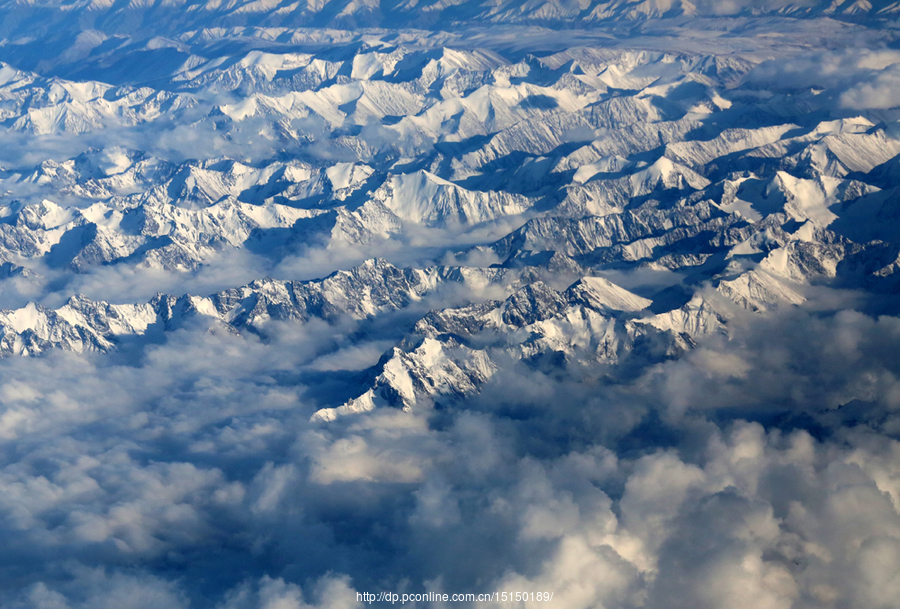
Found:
<box><xmin>0</xmin><ymin>292</ymin><xmax>896</xmax><ymax>607</ymax></box>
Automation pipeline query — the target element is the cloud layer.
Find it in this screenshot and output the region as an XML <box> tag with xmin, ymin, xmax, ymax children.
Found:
<box><xmin>0</xmin><ymin>298</ymin><xmax>894</xmax><ymax>608</ymax></box>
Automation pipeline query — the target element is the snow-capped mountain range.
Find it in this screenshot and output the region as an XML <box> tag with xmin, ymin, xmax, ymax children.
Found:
<box><xmin>0</xmin><ymin>0</ymin><xmax>898</xmax><ymax>40</ymax></box>
<box><xmin>0</xmin><ymin>9</ymin><xmax>897</xmax><ymax>429</ymax></box>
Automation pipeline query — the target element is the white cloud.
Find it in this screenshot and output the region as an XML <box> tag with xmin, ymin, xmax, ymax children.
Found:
<box><xmin>748</xmin><ymin>48</ymin><xmax>900</xmax><ymax>110</ymax></box>
<box><xmin>218</xmin><ymin>575</ymin><xmax>361</xmax><ymax>609</ymax></box>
